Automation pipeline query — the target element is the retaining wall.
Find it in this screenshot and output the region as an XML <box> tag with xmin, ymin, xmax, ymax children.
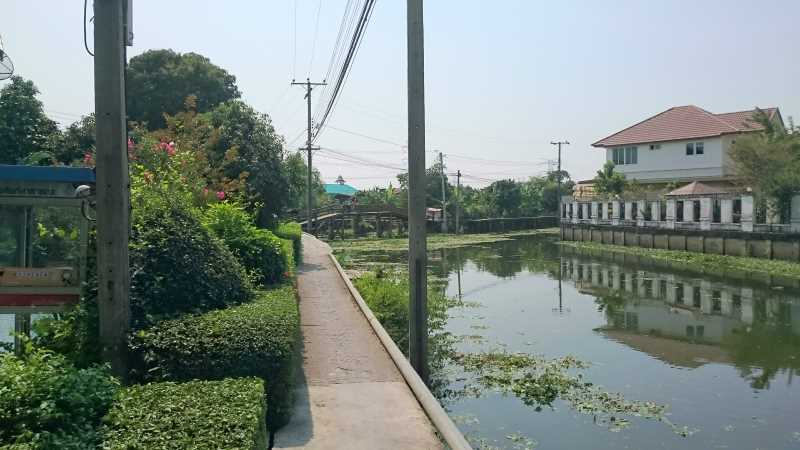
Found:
<box><xmin>560</xmin><ymin>224</ymin><xmax>800</xmax><ymax>262</ymax></box>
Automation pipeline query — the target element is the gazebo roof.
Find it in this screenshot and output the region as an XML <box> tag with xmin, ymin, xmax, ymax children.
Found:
<box><xmin>324</xmin><ymin>183</ymin><xmax>357</xmax><ymax>197</ymax></box>
<box><xmin>665</xmin><ymin>181</ymin><xmax>733</xmax><ymax>197</ymax></box>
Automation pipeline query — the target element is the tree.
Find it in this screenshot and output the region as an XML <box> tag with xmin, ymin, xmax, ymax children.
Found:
<box><xmin>127</xmin><ymin>50</ymin><xmax>240</xmax><ymax>130</ymax></box>
<box><xmin>0</xmin><ymin>76</ymin><xmax>58</xmax><ymax>164</ymax></box>
<box><xmin>284</xmin><ymin>152</ymin><xmax>326</xmax><ymax>212</ymax></box>
<box><xmin>207</xmin><ymin>100</ymin><xmax>288</xmax><ymax>226</ymax></box>
<box><xmin>489</xmin><ymin>179</ymin><xmax>522</xmax><ymax>217</ymax></box>
<box><xmin>56</xmin><ymin>114</ymin><xmax>96</xmax><ymax>164</ymax></box>
<box><xmin>593</xmin><ymin>161</ymin><xmax>627</xmax><ymax>198</ymax></box>
<box><xmin>730</xmin><ymin>110</ymin><xmax>799</xmax><ymax>221</ymax></box>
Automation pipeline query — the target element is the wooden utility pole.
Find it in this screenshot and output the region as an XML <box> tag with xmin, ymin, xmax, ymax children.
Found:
<box><xmin>439</xmin><ymin>152</ymin><xmax>447</xmax><ymax>233</ymax></box>
<box><xmin>292</xmin><ymin>78</ymin><xmax>326</xmax><ymax>235</ymax></box>
<box><xmin>407</xmin><ymin>0</ymin><xmax>428</xmax><ymax>384</ymax></box>
<box><xmin>551</xmin><ymin>141</ymin><xmax>569</xmax><ymax>215</ymax></box>
<box><xmin>455</xmin><ymin>169</ymin><xmax>461</xmax><ymax>234</ymax></box>
<box><xmin>94</xmin><ymin>0</ymin><xmax>131</xmax><ymax>379</ymax></box>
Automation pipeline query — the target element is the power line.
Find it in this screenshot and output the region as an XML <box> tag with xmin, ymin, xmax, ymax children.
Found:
<box><xmin>307</xmin><ymin>0</ymin><xmax>323</xmax><ymax>77</ymax></box>
<box><xmin>313</xmin><ymin>0</ymin><xmax>377</xmax><ymax>141</ymax></box>
<box><xmin>325</xmin><ymin>125</ymin><xmax>405</xmax><ymax>147</ymax></box>
<box><xmin>292</xmin><ymin>0</ymin><xmax>297</xmax><ymax>79</ymax></box>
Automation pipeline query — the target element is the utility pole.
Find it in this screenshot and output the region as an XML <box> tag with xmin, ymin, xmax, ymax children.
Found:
<box><xmin>455</xmin><ymin>170</ymin><xmax>461</xmax><ymax>234</ymax></box>
<box><xmin>292</xmin><ymin>78</ymin><xmax>326</xmax><ymax>235</ymax></box>
<box><xmin>94</xmin><ymin>0</ymin><xmax>131</xmax><ymax>379</ymax></box>
<box><xmin>407</xmin><ymin>0</ymin><xmax>428</xmax><ymax>384</ymax></box>
<box><xmin>439</xmin><ymin>152</ymin><xmax>447</xmax><ymax>233</ymax></box>
<box><xmin>550</xmin><ymin>141</ymin><xmax>569</xmax><ymax>216</ymax></box>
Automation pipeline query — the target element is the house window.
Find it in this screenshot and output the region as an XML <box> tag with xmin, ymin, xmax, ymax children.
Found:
<box><xmin>686</xmin><ymin>142</ymin><xmax>704</xmax><ymax>155</ymax></box>
<box><xmin>632</xmin><ymin>204</ymin><xmax>638</xmax><ymax>220</ymax></box>
<box><xmin>649</xmin><ymin>144</ymin><xmax>661</xmax><ymax>150</ymax></box>
<box><xmin>712</xmin><ymin>199</ymin><xmax>721</xmax><ymax>223</ymax></box>
<box><xmin>660</xmin><ymin>201</ymin><xmax>667</xmax><ymax>221</ymax></box>
<box><xmin>676</xmin><ymin>201</ymin><xmax>684</xmax><ymax>222</ymax></box>
<box><xmin>607</xmin><ymin>202</ymin><xmax>613</xmax><ymax>219</ymax></box>
<box><xmin>733</xmin><ymin>199</ymin><xmax>742</xmax><ymax>223</ymax></box>
<box><xmin>693</xmin><ymin>200</ymin><xmax>701</xmax><ymax>223</ymax></box>
<box><xmin>620</xmin><ymin>202</ymin><xmax>626</xmax><ymax>219</ymax></box>
<box><xmin>693</xmin><ymin>286</ymin><xmax>701</xmax><ymax>308</ymax></box>
<box><xmin>625</xmin><ymin>147</ymin><xmax>638</xmax><ymax>164</ymax></box>
<box><xmin>613</xmin><ymin>148</ymin><xmax>625</xmax><ymax>165</ymax></box>
<box><xmin>612</xmin><ymin>146</ymin><xmax>637</xmax><ymax>165</ymax></box>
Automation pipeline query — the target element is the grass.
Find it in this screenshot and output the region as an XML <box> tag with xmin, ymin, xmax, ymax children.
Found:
<box><xmin>328</xmin><ymin>228</ymin><xmax>559</xmax><ymax>253</ymax></box>
<box><xmin>560</xmin><ymin>240</ymin><xmax>800</xmax><ymax>281</ymax></box>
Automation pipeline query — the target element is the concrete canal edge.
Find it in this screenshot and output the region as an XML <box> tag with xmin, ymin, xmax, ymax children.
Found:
<box><xmin>328</xmin><ymin>253</ymin><xmax>474</xmax><ymax>450</ymax></box>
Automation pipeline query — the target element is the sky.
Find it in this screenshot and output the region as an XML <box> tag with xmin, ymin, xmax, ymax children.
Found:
<box><xmin>2</xmin><ymin>1</ymin><xmax>799</xmax><ymax>189</ymax></box>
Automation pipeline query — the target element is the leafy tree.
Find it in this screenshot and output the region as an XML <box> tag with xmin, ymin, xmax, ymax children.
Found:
<box><xmin>284</xmin><ymin>152</ymin><xmax>326</xmax><ymax>212</ymax></box>
<box><xmin>208</xmin><ymin>100</ymin><xmax>288</xmax><ymax>226</ymax></box>
<box><xmin>489</xmin><ymin>179</ymin><xmax>522</xmax><ymax>217</ymax></box>
<box><xmin>56</xmin><ymin>114</ymin><xmax>96</xmax><ymax>164</ymax></box>
<box><xmin>593</xmin><ymin>161</ymin><xmax>627</xmax><ymax>198</ymax></box>
<box><xmin>0</xmin><ymin>76</ymin><xmax>58</xmax><ymax>164</ymax></box>
<box><xmin>730</xmin><ymin>109</ymin><xmax>799</xmax><ymax>221</ymax></box>
<box><xmin>127</xmin><ymin>50</ymin><xmax>240</xmax><ymax>130</ymax></box>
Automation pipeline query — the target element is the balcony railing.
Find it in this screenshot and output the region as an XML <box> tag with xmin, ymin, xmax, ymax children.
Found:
<box><xmin>676</xmin><ymin>221</ymin><xmax>701</xmax><ymax>230</ymax></box>
<box><xmin>753</xmin><ymin>223</ymin><xmax>794</xmax><ymax>234</ymax></box>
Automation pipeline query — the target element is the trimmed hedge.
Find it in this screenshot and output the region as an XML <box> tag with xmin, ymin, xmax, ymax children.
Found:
<box><xmin>203</xmin><ymin>203</ymin><xmax>289</xmax><ymax>286</ymax></box>
<box><xmin>130</xmin><ymin>194</ymin><xmax>252</xmax><ymax>329</ymax></box>
<box><xmin>0</xmin><ymin>347</ymin><xmax>119</xmax><ymax>449</ymax></box>
<box><xmin>102</xmin><ymin>378</ymin><xmax>267</xmax><ymax>450</ymax></box>
<box><xmin>129</xmin><ymin>286</ymin><xmax>299</xmax><ymax>429</ymax></box>
<box><xmin>274</xmin><ymin>221</ymin><xmax>302</xmax><ymax>265</ymax></box>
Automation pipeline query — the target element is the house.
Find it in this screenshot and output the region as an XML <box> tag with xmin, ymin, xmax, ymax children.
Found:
<box><xmin>592</xmin><ymin>105</ymin><xmax>784</xmax><ymax>184</ymax></box>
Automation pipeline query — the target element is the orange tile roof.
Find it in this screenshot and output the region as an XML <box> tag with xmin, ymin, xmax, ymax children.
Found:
<box><xmin>593</xmin><ymin>106</ymin><xmax>779</xmax><ymax>147</ymax></box>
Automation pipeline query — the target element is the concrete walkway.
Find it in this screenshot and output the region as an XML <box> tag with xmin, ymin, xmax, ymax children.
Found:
<box><xmin>273</xmin><ymin>235</ymin><xmax>442</xmax><ymax>450</ymax></box>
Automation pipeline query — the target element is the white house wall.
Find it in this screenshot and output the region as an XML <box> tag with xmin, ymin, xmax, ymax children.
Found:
<box><xmin>604</xmin><ymin>137</ymin><xmax>725</xmax><ymax>182</ymax></box>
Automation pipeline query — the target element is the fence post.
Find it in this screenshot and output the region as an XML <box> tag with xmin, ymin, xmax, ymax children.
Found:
<box><xmin>741</xmin><ymin>195</ymin><xmax>754</xmax><ymax>232</ymax></box>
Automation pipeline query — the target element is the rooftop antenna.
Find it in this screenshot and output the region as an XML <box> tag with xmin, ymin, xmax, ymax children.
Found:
<box><xmin>0</xmin><ymin>35</ymin><xmax>14</xmax><ymax>80</ymax></box>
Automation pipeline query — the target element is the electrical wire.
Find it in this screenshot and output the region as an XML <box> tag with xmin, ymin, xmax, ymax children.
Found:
<box><xmin>292</xmin><ymin>0</ymin><xmax>297</xmax><ymax>80</ymax></box>
<box><xmin>307</xmin><ymin>0</ymin><xmax>323</xmax><ymax>77</ymax></box>
<box><xmin>325</xmin><ymin>125</ymin><xmax>405</xmax><ymax>147</ymax></box>
<box><xmin>312</xmin><ymin>0</ymin><xmax>377</xmax><ymax>141</ymax></box>
<box><xmin>83</xmin><ymin>0</ymin><xmax>94</xmax><ymax>56</ymax></box>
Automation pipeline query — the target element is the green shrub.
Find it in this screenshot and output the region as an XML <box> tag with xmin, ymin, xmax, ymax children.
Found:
<box><xmin>130</xmin><ymin>194</ymin><xmax>252</xmax><ymax>329</ymax></box>
<box><xmin>129</xmin><ymin>286</ymin><xmax>299</xmax><ymax>429</ymax></box>
<box><xmin>203</xmin><ymin>202</ymin><xmax>288</xmax><ymax>286</ymax></box>
<box><xmin>274</xmin><ymin>221</ymin><xmax>302</xmax><ymax>265</ymax></box>
<box><xmin>102</xmin><ymin>378</ymin><xmax>267</xmax><ymax>450</ymax></box>
<box><xmin>0</xmin><ymin>346</ymin><xmax>119</xmax><ymax>449</ymax></box>
<box><xmin>280</xmin><ymin>238</ymin><xmax>295</xmax><ymax>276</ymax></box>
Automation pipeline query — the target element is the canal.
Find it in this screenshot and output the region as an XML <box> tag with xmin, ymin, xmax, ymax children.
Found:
<box><xmin>345</xmin><ymin>233</ymin><xmax>800</xmax><ymax>449</ymax></box>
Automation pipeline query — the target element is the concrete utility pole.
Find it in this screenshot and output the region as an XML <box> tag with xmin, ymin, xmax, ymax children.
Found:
<box><xmin>439</xmin><ymin>152</ymin><xmax>447</xmax><ymax>233</ymax></box>
<box><xmin>407</xmin><ymin>0</ymin><xmax>428</xmax><ymax>384</ymax></box>
<box><xmin>292</xmin><ymin>78</ymin><xmax>326</xmax><ymax>235</ymax></box>
<box><xmin>550</xmin><ymin>141</ymin><xmax>569</xmax><ymax>215</ymax></box>
<box><xmin>455</xmin><ymin>169</ymin><xmax>461</xmax><ymax>234</ymax></box>
<box><xmin>94</xmin><ymin>0</ymin><xmax>131</xmax><ymax>379</ymax></box>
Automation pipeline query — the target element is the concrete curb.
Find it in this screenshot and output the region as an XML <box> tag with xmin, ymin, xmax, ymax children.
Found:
<box><xmin>328</xmin><ymin>252</ymin><xmax>473</xmax><ymax>450</ymax></box>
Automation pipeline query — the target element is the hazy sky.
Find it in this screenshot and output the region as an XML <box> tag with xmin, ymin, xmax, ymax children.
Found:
<box><xmin>3</xmin><ymin>1</ymin><xmax>799</xmax><ymax>188</ymax></box>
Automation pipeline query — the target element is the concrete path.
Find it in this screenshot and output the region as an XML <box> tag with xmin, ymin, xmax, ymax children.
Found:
<box><xmin>273</xmin><ymin>235</ymin><xmax>442</xmax><ymax>450</ymax></box>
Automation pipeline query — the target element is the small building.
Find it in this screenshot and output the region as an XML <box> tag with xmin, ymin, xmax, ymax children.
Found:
<box><xmin>592</xmin><ymin>105</ymin><xmax>784</xmax><ymax>184</ymax></box>
<box><xmin>324</xmin><ymin>175</ymin><xmax>358</xmax><ymax>203</ymax></box>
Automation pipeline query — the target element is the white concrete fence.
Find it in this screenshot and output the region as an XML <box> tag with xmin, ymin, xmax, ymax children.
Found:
<box><xmin>560</xmin><ymin>195</ymin><xmax>800</xmax><ymax>234</ymax></box>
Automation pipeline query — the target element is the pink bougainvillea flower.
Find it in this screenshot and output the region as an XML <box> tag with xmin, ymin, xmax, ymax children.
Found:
<box><xmin>83</xmin><ymin>152</ymin><xmax>93</xmax><ymax>164</ymax></box>
<box><xmin>127</xmin><ymin>137</ymin><xmax>134</xmax><ymax>151</ymax></box>
<box><xmin>166</xmin><ymin>141</ymin><xmax>176</xmax><ymax>156</ymax></box>
<box><xmin>216</xmin><ymin>191</ymin><xmax>226</xmax><ymax>200</ymax></box>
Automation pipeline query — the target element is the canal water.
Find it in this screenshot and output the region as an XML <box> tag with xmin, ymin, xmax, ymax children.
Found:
<box><xmin>355</xmin><ymin>234</ymin><xmax>800</xmax><ymax>449</ymax></box>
